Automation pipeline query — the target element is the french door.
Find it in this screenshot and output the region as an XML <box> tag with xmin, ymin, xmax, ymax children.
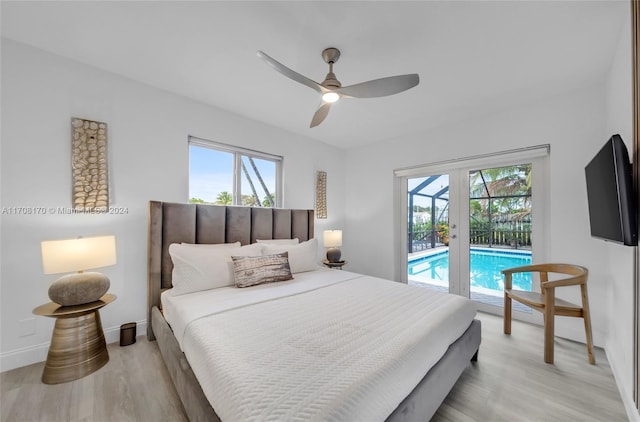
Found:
<box><xmin>396</xmin><ymin>146</ymin><xmax>549</xmax><ymax>321</ymax></box>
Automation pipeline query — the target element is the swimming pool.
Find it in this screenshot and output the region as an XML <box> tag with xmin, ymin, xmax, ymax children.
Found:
<box><xmin>408</xmin><ymin>248</ymin><xmax>532</xmax><ymax>291</ymax></box>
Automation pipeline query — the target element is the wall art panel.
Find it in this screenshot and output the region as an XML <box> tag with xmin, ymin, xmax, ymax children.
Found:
<box><xmin>71</xmin><ymin>117</ymin><xmax>108</xmax><ymax>211</ymax></box>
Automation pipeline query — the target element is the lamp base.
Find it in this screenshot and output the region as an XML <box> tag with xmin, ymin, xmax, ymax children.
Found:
<box><xmin>326</xmin><ymin>248</ymin><xmax>342</xmax><ymax>263</ymax></box>
<box><xmin>48</xmin><ymin>272</ymin><xmax>110</xmax><ymax>306</ymax></box>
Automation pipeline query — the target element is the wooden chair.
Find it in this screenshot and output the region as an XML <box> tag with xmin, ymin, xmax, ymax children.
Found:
<box><xmin>502</xmin><ymin>263</ymin><xmax>595</xmax><ymax>364</ymax></box>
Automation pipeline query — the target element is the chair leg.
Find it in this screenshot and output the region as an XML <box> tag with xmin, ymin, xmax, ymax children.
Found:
<box><xmin>544</xmin><ymin>288</ymin><xmax>555</xmax><ymax>364</ymax></box>
<box><xmin>544</xmin><ymin>314</ymin><xmax>554</xmax><ymax>364</ymax></box>
<box><xmin>581</xmin><ymin>284</ymin><xmax>596</xmax><ymax>365</ymax></box>
<box><xmin>504</xmin><ymin>293</ymin><xmax>512</xmax><ymax>334</ymax></box>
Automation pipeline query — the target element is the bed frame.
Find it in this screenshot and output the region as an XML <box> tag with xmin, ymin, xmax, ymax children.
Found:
<box><xmin>147</xmin><ymin>201</ymin><xmax>481</xmax><ymax>421</ymax></box>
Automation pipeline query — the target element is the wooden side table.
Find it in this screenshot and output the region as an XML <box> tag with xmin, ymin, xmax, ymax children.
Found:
<box><xmin>322</xmin><ymin>260</ymin><xmax>347</xmax><ymax>270</ymax></box>
<box><xmin>33</xmin><ymin>293</ymin><xmax>116</xmax><ymax>384</ymax></box>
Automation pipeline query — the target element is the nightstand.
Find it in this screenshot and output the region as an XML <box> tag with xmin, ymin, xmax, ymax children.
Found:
<box><xmin>322</xmin><ymin>260</ymin><xmax>347</xmax><ymax>270</ymax></box>
<box><xmin>33</xmin><ymin>293</ymin><xmax>116</xmax><ymax>384</ymax></box>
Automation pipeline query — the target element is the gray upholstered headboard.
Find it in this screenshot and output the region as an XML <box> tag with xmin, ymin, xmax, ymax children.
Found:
<box><xmin>147</xmin><ymin>201</ymin><xmax>315</xmax><ymax>338</ymax></box>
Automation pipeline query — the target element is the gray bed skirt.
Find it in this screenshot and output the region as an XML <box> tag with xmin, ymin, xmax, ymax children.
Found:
<box><xmin>387</xmin><ymin>318</ymin><xmax>481</xmax><ymax>421</ymax></box>
<box><xmin>151</xmin><ymin>305</ymin><xmax>480</xmax><ymax>421</ymax></box>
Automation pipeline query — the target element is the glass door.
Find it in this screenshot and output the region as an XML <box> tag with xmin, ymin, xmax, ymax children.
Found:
<box><xmin>467</xmin><ymin>164</ymin><xmax>534</xmax><ymax>315</ymax></box>
<box><xmin>399</xmin><ymin>148</ymin><xmax>548</xmax><ymax>322</ymax></box>
<box><xmin>406</xmin><ymin>174</ymin><xmax>452</xmax><ymax>293</ymax></box>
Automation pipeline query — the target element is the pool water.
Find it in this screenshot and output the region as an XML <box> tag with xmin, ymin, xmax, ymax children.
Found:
<box><xmin>409</xmin><ymin>248</ymin><xmax>532</xmax><ymax>291</ymax></box>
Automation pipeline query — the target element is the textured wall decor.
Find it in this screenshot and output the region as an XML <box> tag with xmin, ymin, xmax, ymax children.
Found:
<box><xmin>71</xmin><ymin>118</ymin><xmax>108</xmax><ymax>211</ymax></box>
<box><xmin>315</xmin><ymin>171</ymin><xmax>327</xmax><ymax>219</ymax></box>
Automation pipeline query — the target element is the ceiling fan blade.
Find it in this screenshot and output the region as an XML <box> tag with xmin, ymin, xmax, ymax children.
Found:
<box><xmin>310</xmin><ymin>103</ymin><xmax>331</xmax><ymax>128</ymax></box>
<box><xmin>338</xmin><ymin>74</ymin><xmax>419</xmax><ymax>98</ymax></box>
<box><xmin>257</xmin><ymin>50</ymin><xmax>325</xmax><ymax>94</ymax></box>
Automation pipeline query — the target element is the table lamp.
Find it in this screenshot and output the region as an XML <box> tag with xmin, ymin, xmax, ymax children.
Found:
<box><xmin>323</xmin><ymin>230</ymin><xmax>343</xmax><ymax>263</ymax></box>
<box><xmin>41</xmin><ymin>235</ymin><xmax>116</xmax><ymax>306</ymax></box>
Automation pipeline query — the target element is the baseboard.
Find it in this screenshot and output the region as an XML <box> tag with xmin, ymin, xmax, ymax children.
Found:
<box><xmin>606</xmin><ymin>346</ymin><xmax>640</xmax><ymax>421</ymax></box>
<box><xmin>0</xmin><ymin>320</ymin><xmax>147</xmax><ymax>373</ymax></box>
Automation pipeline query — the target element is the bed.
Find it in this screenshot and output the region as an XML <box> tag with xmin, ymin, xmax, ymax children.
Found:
<box><xmin>147</xmin><ymin>201</ymin><xmax>481</xmax><ymax>421</ymax></box>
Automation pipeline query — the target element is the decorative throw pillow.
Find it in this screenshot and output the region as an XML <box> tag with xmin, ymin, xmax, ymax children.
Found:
<box><xmin>262</xmin><ymin>238</ymin><xmax>318</xmax><ymax>274</ymax></box>
<box><xmin>232</xmin><ymin>252</ymin><xmax>293</xmax><ymax>288</ymax></box>
<box><xmin>169</xmin><ymin>243</ymin><xmax>264</xmax><ymax>295</ymax></box>
<box><xmin>256</xmin><ymin>238</ymin><xmax>299</xmax><ymax>245</ymax></box>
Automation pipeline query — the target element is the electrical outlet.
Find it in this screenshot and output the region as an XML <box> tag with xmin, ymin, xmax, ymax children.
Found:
<box><xmin>19</xmin><ymin>318</ymin><xmax>36</xmax><ymax>337</ymax></box>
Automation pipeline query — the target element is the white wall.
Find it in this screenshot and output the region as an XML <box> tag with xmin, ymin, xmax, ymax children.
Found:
<box><xmin>603</xmin><ymin>14</ymin><xmax>639</xmax><ymax>421</ymax></box>
<box><xmin>0</xmin><ymin>39</ymin><xmax>346</xmax><ymax>371</ymax></box>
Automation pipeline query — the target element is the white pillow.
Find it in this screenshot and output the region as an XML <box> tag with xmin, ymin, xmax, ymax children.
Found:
<box><xmin>262</xmin><ymin>238</ymin><xmax>318</xmax><ymax>274</ymax></box>
<box><xmin>256</xmin><ymin>238</ymin><xmax>299</xmax><ymax>245</ymax></box>
<box><xmin>179</xmin><ymin>242</ymin><xmax>241</xmax><ymax>249</ymax></box>
<box><xmin>169</xmin><ymin>243</ymin><xmax>263</xmax><ymax>295</ymax></box>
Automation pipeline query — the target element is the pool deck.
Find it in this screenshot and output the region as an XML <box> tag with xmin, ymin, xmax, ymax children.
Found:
<box><xmin>408</xmin><ymin>245</ymin><xmax>532</xmax><ymax>261</ymax></box>
<box><xmin>408</xmin><ymin>278</ymin><xmax>531</xmax><ymax>313</ymax></box>
<box><xmin>408</xmin><ymin>245</ymin><xmax>448</xmax><ymax>261</ymax></box>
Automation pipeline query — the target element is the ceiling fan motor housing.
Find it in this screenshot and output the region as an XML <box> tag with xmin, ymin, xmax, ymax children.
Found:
<box><xmin>321</xmin><ymin>48</ymin><xmax>342</xmax><ymax>88</ymax></box>
<box><xmin>322</xmin><ymin>72</ymin><xmax>341</xmax><ymax>88</ymax></box>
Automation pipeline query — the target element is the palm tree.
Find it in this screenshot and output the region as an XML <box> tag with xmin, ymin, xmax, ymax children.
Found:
<box><xmin>241</xmin><ymin>194</ymin><xmax>258</xmax><ymax>206</ymax></box>
<box><xmin>215</xmin><ymin>191</ymin><xmax>233</xmax><ymax>205</ymax></box>
<box><xmin>469</xmin><ymin>165</ymin><xmax>531</xmax><ymax>214</ymax></box>
<box><xmin>468</xmin><ymin>165</ymin><xmax>532</xmax><ymax>247</ymax></box>
<box><xmin>263</xmin><ymin>194</ymin><xmax>276</xmax><ymax>207</ymax></box>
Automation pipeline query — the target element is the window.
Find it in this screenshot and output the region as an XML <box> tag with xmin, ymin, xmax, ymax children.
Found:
<box><xmin>188</xmin><ymin>136</ymin><xmax>282</xmax><ymax>207</ymax></box>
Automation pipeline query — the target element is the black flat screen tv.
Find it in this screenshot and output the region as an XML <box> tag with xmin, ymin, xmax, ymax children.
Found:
<box><xmin>585</xmin><ymin>134</ymin><xmax>637</xmax><ymax>246</ymax></box>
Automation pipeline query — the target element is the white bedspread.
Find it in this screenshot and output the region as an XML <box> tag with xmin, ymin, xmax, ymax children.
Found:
<box><xmin>162</xmin><ymin>268</ymin><xmax>353</xmax><ymax>350</ymax></box>
<box><xmin>174</xmin><ymin>270</ymin><xmax>477</xmax><ymax>421</ymax></box>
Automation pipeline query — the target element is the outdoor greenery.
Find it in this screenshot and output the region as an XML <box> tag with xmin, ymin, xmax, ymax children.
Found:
<box><xmin>409</xmin><ymin>164</ymin><xmax>532</xmax><ymax>251</ymax></box>
<box><xmin>189</xmin><ymin>191</ymin><xmax>276</xmax><ymax>207</ymax></box>
<box><xmin>469</xmin><ymin>164</ymin><xmax>532</xmax><ymax>247</ymax></box>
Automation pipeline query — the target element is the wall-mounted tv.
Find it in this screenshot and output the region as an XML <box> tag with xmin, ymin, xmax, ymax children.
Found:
<box><xmin>585</xmin><ymin>134</ymin><xmax>637</xmax><ymax>246</ymax></box>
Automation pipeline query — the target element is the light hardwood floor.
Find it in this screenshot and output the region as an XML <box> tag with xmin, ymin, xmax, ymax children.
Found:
<box><xmin>1</xmin><ymin>312</ymin><xmax>629</xmax><ymax>421</ymax></box>
<box><xmin>431</xmin><ymin>313</ymin><xmax>627</xmax><ymax>421</ymax></box>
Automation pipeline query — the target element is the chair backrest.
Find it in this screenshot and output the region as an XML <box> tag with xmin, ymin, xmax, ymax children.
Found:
<box><xmin>528</xmin><ymin>263</ymin><xmax>588</xmax><ymax>287</ymax></box>
<box><xmin>503</xmin><ymin>263</ymin><xmax>588</xmax><ymax>289</ymax></box>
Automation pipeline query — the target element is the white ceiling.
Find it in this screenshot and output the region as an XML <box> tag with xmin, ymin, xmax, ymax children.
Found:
<box><xmin>1</xmin><ymin>1</ymin><xmax>628</xmax><ymax>149</ymax></box>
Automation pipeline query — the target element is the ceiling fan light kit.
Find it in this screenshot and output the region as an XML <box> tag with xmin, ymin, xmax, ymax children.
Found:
<box><xmin>257</xmin><ymin>47</ymin><xmax>419</xmax><ymax>127</ymax></box>
<box><xmin>322</xmin><ymin>92</ymin><xmax>340</xmax><ymax>103</ymax></box>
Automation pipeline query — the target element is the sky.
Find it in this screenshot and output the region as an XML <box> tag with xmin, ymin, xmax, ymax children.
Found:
<box><xmin>189</xmin><ymin>145</ymin><xmax>276</xmax><ymax>203</ymax></box>
<box><xmin>408</xmin><ymin>174</ymin><xmax>449</xmax><ymax>209</ymax></box>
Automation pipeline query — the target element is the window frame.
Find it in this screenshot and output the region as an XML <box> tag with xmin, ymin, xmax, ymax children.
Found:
<box><xmin>188</xmin><ymin>135</ymin><xmax>283</xmax><ymax>207</ymax></box>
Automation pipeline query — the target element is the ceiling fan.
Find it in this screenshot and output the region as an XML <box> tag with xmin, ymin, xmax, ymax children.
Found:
<box><xmin>257</xmin><ymin>48</ymin><xmax>419</xmax><ymax>128</ymax></box>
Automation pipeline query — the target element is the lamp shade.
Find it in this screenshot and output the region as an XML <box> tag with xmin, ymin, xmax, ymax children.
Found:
<box><xmin>323</xmin><ymin>230</ymin><xmax>342</xmax><ymax>248</ymax></box>
<box><xmin>41</xmin><ymin>235</ymin><xmax>116</xmax><ymax>274</ymax></box>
